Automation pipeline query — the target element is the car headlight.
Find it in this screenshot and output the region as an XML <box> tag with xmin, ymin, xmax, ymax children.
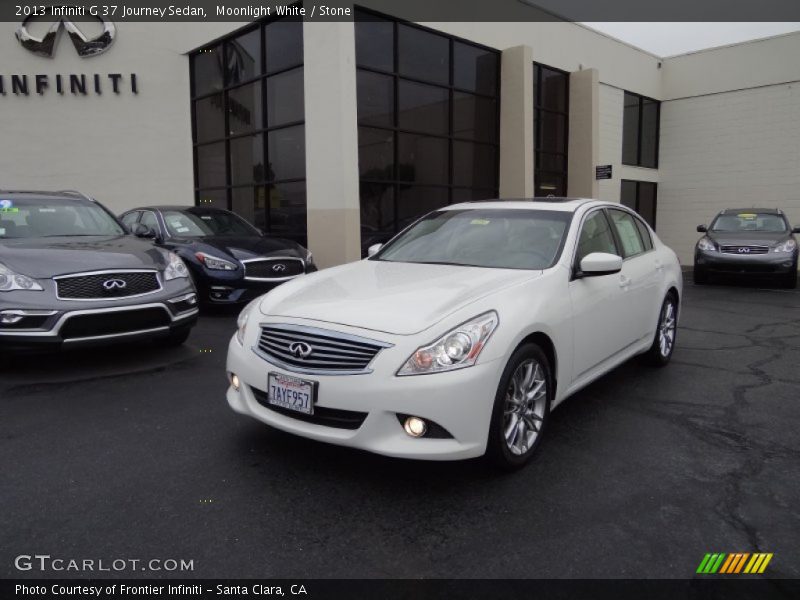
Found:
<box><xmin>196</xmin><ymin>251</ymin><xmax>238</xmax><ymax>271</ymax></box>
<box><xmin>397</xmin><ymin>311</ymin><xmax>498</xmax><ymax>376</ymax></box>
<box><xmin>697</xmin><ymin>237</ymin><xmax>717</xmax><ymax>252</ymax></box>
<box><xmin>773</xmin><ymin>239</ymin><xmax>797</xmax><ymax>253</ymax></box>
<box><xmin>164</xmin><ymin>252</ymin><xmax>190</xmax><ymax>280</ymax></box>
<box><xmin>236</xmin><ymin>298</ymin><xmax>260</xmax><ymax>346</ymax></box>
<box><xmin>0</xmin><ymin>262</ymin><xmax>43</xmax><ymax>292</ymax></box>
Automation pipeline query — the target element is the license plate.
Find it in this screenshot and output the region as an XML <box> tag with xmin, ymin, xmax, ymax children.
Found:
<box><xmin>267</xmin><ymin>372</ymin><xmax>316</xmax><ymax>415</ymax></box>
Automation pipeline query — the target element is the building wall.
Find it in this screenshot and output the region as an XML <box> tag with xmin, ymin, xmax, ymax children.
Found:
<box><xmin>658</xmin><ymin>82</ymin><xmax>800</xmax><ymax>264</ymax></box>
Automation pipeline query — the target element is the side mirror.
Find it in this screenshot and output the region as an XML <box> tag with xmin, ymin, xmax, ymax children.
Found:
<box><xmin>696</xmin><ymin>224</ymin><xmax>708</xmax><ymax>233</ymax></box>
<box><xmin>367</xmin><ymin>243</ymin><xmax>383</xmax><ymax>258</ymax></box>
<box><xmin>579</xmin><ymin>252</ymin><xmax>623</xmax><ymax>277</ymax></box>
<box><xmin>132</xmin><ymin>223</ymin><xmax>157</xmax><ymax>240</ymax></box>
<box><xmin>792</xmin><ymin>226</ymin><xmax>800</xmax><ymax>234</ymax></box>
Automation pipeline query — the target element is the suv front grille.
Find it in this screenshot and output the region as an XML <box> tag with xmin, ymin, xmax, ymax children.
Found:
<box><xmin>720</xmin><ymin>245</ymin><xmax>769</xmax><ymax>255</ymax></box>
<box><xmin>55</xmin><ymin>271</ymin><xmax>161</xmax><ymax>300</ymax></box>
<box><xmin>255</xmin><ymin>324</ymin><xmax>391</xmax><ymax>374</ymax></box>
<box><xmin>244</xmin><ymin>258</ymin><xmax>305</xmax><ymax>280</ymax></box>
<box><xmin>60</xmin><ymin>307</ymin><xmax>170</xmax><ymax>339</ymax></box>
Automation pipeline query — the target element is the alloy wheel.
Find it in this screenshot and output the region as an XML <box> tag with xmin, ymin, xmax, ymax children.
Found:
<box><xmin>503</xmin><ymin>359</ymin><xmax>547</xmax><ymax>456</ymax></box>
<box><xmin>659</xmin><ymin>300</ymin><xmax>677</xmax><ymax>357</ymax></box>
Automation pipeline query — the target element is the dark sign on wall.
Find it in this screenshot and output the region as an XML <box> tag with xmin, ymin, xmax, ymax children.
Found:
<box><xmin>595</xmin><ymin>165</ymin><xmax>613</xmax><ymax>180</ymax></box>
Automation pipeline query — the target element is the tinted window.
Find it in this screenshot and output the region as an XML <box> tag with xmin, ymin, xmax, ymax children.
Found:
<box><xmin>534</xmin><ymin>63</ymin><xmax>569</xmax><ymax>196</ymax></box>
<box><xmin>265</xmin><ymin>19</ymin><xmax>302</xmax><ymax>73</ymax></box>
<box><xmin>163</xmin><ymin>210</ymin><xmax>258</xmax><ymax>237</ymax></box>
<box><xmin>377</xmin><ymin>209</ymin><xmax>571</xmax><ymax>270</ymax></box>
<box><xmin>266</xmin><ymin>67</ymin><xmax>304</xmax><ymax>127</ymax></box>
<box><xmin>140</xmin><ymin>211</ymin><xmax>160</xmax><ymax>235</ymax></box>
<box><xmin>397</xmin><ymin>25</ymin><xmax>449</xmax><ymax>85</ymax></box>
<box><xmin>120</xmin><ymin>212</ymin><xmax>140</xmax><ymax>229</ymax></box>
<box><xmin>453</xmin><ymin>42</ymin><xmax>498</xmax><ymax>95</ymax></box>
<box><xmin>357</xmin><ymin>71</ymin><xmax>394</xmax><ymax>128</ymax></box>
<box><xmin>192</xmin><ymin>46</ymin><xmax>223</xmax><ymax>96</ymax></box>
<box><xmin>577</xmin><ymin>211</ymin><xmax>617</xmax><ymax>263</ymax></box>
<box><xmin>621</xmin><ymin>180</ymin><xmax>658</xmax><ymax>229</ymax></box>
<box><xmin>230</xmin><ymin>134</ymin><xmax>265</xmax><ymax>185</ymax></box>
<box><xmin>355</xmin><ymin>14</ymin><xmax>393</xmax><ymax>71</ymax></box>
<box><xmin>634</xmin><ymin>217</ymin><xmax>653</xmax><ymax>250</ymax></box>
<box><xmin>623</xmin><ymin>91</ymin><xmax>660</xmax><ymax>168</ymax></box>
<box><xmin>227</xmin><ymin>81</ymin><xmax>262</xmax><ymax>135</ymax></box>
<box><xmin>0</xmin><ymin>198</ymin><xmax>125</xmax><ymax>239</ymax></box>
<box><xmin>398</xmin><ymin>81</ymin><xmax>449</xmax><ymax>135</ymax></box>
<box><xmin>225</xmin><ymin>28</ymin><xmax>261</xmax><ymax>85</ymax></box>
<box><xmin>608</xmin><ymin>210</ymin><xmax>645</xmax><ymax>258</ymax></box>
<box><xmin>194</xmin><ymin>93</ymin><xmax>225</xmax><ymax>143</ymax></box>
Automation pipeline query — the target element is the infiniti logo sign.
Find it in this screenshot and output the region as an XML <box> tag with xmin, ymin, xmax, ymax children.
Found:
<box><xmin>738</xmin><ymin>247</ymin><xmax>751</xmax><ymax>254</ymax></box>
<box><xmin>103</xmin><ymin>279</ymin><xmax>127</xmax><ymax>291</ymax></box>
<box><xmin>289</xmin><ymin>342</ymin><xmax>313</xmax><ymax>359</ymax></box>
<box><xmin>272</xmin><ymin>264</ymin><xmax>286</xmax><ymax>273</ymax></box>
<box><xmin>16</xmin><ymin>14</ymin><xmax>116</xmax><ymax>58</ymax></box>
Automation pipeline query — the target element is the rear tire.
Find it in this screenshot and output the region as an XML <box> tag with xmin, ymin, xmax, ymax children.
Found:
<box><xmin>642</xmin><ymin>293</ymin><xmax>678</xmax><ymax>367</ymax></box>
<box><xmin>159</xmin><ymin>327</ymin><xmax>191</xmax><ymax>348</ymax></box>
<box><xmin>486</xmin><ymin>343</ymin><xmax>552</xmax><ymax>471</ymax></box>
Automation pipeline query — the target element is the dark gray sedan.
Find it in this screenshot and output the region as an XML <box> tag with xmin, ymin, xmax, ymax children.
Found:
<box><xmin>694</xmin><ymin>208</ymin><xmax>799</xmax><ymax>288</ymax></box>
<box><xmin>0</xmin><ymin>190</ymin><xmax>198</xmax><ymax>352</ymax></box>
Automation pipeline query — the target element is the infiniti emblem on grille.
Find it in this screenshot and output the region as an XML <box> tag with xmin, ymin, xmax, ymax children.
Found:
<box><xmin>289</xmin><ymin>341</ymin><xmax>313</xmax><ymax>358</ymax></box>
<box><xmin>738</xmin><ymin>247</ymin><xmax>750</xmax><ymax>253</ymax></box>
<box><xmin>103</xmin><ymin>278</ymin><xmax>127</xmax><ymax>290</ymax></box>
<box><xmin>272</xmin><ymin>264</ymin><xmax>286</xmax><ymax>272</ymax></box>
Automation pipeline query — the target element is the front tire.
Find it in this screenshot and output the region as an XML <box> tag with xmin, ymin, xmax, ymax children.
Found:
<box><xmin>486</xmin><ymin>343</ymin><xmax>552</xmax><ymax>471</ymax></box>
<box><xmin>642</xmin><ymin>293</ymin><xmax>678</xmax><ymax>367</ymax></box>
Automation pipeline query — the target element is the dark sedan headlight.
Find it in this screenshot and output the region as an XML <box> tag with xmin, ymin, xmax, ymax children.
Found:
<box><xmin>697</xmin><ymin>237</ymin><xmax>717</xmax><ymax>252</ymax></box>
<box><xmin>0</xmin><ymin>262</ymin><xmax>43</xmax><ymax>292</ymax></box>
<box><xmin>773</xmin><ymin>239</ymin><xmax>797</xmax><ymax>253</ymax></box>
<box><xmin>195</xmin><ymin>251</ymin><xmax>238</xmax><ymax>271</ymax></box>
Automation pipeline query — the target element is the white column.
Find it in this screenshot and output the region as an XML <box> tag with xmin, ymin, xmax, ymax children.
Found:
<box><xmin>303</xmin><ymin>20</ymin><xmax>361</xmax><ymax>268</ymax></box>
<box><xmin>499</xmin><ymin>45</ymin><xmax>534</xmax><ymax>198</ymax></box>
<box><xmin>567</xmin><ymin>68</ymin><xmax>600</xmax><ymax>198</ymax></box>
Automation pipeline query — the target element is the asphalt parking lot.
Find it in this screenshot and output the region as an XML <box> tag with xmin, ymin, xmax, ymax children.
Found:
<box><xmin>2</xmin><ymin>277</ymin><xmax>799</xmax><ymax>579</ymax></box>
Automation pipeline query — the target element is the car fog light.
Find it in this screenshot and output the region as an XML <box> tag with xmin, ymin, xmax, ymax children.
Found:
<box><xmin>230</xmin><ymin>374</ymin><xmax>240</xmax><ymax>391</ymax></box>
<box><xmin>0</xmin><ymin>313</ymin><xmax>24</xmax><ymax>325</ymax></box>
<box><xmin>403</xmin><ymin>416</ymin><xmax>427</xmax><ymax>438</ymax></box>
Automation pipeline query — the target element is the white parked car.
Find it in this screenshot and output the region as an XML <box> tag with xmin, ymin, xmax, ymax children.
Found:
<box><xmin>226</xmin><ymin>199</ymin><xmax>682</xmax><ymax>469</ymax></box>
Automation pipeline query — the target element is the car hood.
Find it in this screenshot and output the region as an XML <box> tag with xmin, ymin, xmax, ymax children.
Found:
<box><xmin>706</xmin><ymin>231</ymin><xmax>792</xmax><ymax>247</ymax></box>
<box><xmin>0</xmin><ymin>235</ymin><xmax>169</xmax><ymax>278</ymax></box>
<box><xmin>259</xmin><ymin>260</ymin><xmax>542</xmax><ymax>335</ymax></box>
<box><xmin>169</xmin><ymin>235</ymin><xmax>304</xmax><ymax>261</ymax></box>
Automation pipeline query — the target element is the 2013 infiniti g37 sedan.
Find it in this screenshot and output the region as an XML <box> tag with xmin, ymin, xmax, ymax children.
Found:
<box><xmin>226</xmin><ymin>199</ymin><xmax>683</xmax><ymax>469</ymax></box>
<box><xmin>0</xmin><ymin>190</ymin><xmax>198</xmax><ymax>352</ymax></box>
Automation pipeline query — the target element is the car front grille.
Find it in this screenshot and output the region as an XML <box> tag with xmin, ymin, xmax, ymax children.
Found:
<box><xmin>251</xmin><ymin>387</ymin><xmax>368</xmax><ymax>430</ymax></box>
<box><xmin>60</xmin><ymin>307</ymin><xmax>171</xmax><ymax>339</ymax></box>
<box><xmin>720</xmin><ymin>245</ymin><xmax>769</xmax><ymax>255</ymax></box>
<box><xmin>55</xmin><ymin>271</ymin><xmax>161</xmax><ymax>300</ymax></box>
<box><xmin>255</xmin><ymin>324</ymin><xmax>390</xmax><ymax>374</ymax></box>
<box><xmin>244</xmin><ymin>258</ymin><xmax>305</xmax><ymax>280</ymax></box>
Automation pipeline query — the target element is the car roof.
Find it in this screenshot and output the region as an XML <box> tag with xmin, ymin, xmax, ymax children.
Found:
<box><xmin>0</xmin><ymin>190</ymin><xmax>95</xmax><ymax>203</ymax></box>
<box><xmin>125</xmin><ymin>205</ymin><xmax>229</xmax><ymax>213</ymax></box>
<box><xmin>720</xmin><ymin>208</ymin><xmax>783</xmax><ymax>215</ymax></box>
<box><xmin>444</xmin><ymin>197</ymin><xmax>601</xmax><ymax>213</ymax></box>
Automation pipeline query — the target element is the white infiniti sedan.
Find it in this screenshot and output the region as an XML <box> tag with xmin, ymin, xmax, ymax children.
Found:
<box><xmin>226</xmin><ymin>199</ymin><xmax>682</xmax><ymax>469</ymax></box>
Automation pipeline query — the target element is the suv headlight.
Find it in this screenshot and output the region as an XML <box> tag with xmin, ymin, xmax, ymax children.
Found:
<box><xmin>196</xmin><ymin>252</ymin><xmax>238</xmax><ymax>271</ymax></box>
<box><xmin>397</xmin><ymin>311</ymin><xmax>498</xmax><ymax>376</ymax></box>
<box><xmin>0</xmin><ymin>262</ymin><xmax>43</xmax><ymax>292</ymax></box>
<box><xmin>773</xmin><ymin>239</ymin><xmax>797</xmax><ymax>253</ymax></box>
<box><xmin>697</xmin><ymin>237</ymin><xmax>717</xmax><ymax>252</ymax></box>
<box><xmin>236</xmin><ymin>298</ymin><xmax>260</xmax><ymax>346</ymax></box>
<box><xmin>164</xmin><ymin>252</ymin><xmax>189</xmax><ymax>280</ymax></box>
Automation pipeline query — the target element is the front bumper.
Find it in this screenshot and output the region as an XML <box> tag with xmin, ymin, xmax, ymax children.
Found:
<box><xmin>0</xmin><ymin>293</ymin><xmax>199</xmax><ymax>351</ymax></box>
<box><xmin>694</xmin><ymin>249</ymin><xmax>797</xmax><ymax>275</ymax></box>
<box><xmin>225</xmin><ymin>332</ymin><xmax>503</xmax><ymax>461</ymax></box>
<box><xmin>194</xmin><ymin>265</ymin><xmax>317</xmax><ymax>305</ymax></box>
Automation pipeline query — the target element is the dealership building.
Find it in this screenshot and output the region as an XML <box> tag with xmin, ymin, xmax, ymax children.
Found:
<box><xmin>1</xmin><ymin>2</ymin><xmax>799</xmax><ymax>268</ymax></box>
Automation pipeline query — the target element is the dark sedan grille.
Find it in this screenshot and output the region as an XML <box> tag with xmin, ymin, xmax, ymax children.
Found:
<box><xmin>252</xmin><ymin>388</ymin><xmax>367</xmax><ymax>430</ymax></box>
<box><xmin>60</xmin><ymin>307</ymin><xmax>171</xmax><ymax>339</ymax></box>
<box><xmin>720</xmin><ymin>245</ymin><xmax>769</xmax><ymax>255</ymax></box>
<box><xmin>256</xmin><ymin>325</ymin><xmax>387</xmax><ymax>373</ymax></box>
<box><xmin>244</xmin><ymin>258</ymin><xmax>304</xmax><ymax>279</ymax></box>
<box><xmin>56</xmin><ymin>271</ymin><xmax>161</xmax><ymax>300</ymax></box>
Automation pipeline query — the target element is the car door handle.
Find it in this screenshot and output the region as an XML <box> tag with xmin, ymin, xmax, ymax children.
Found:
<box><xmin>654</xmin><ymin>260</ymin><xmax>664</xmax><ymax>271</ymax></box>
<box><xmin>619</xmin><ymin>275</ymin><xmax>632</xmax><ymax>288</ymax></box>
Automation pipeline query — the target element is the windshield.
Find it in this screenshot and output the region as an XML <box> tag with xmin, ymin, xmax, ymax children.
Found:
<box><xmin>163</xmin><ymin>210</ymin><xmax>259</xmax><ymax>237</ymax></box>
<box><xmin>711</xmin><ymin>212</ymin><xmax>787</xmax><ymax>233</ymax></box>
<box><xmin>375</xmin><ymin>209</ymin><xmax>572</xmax><ymax>270</ymax></box>
<box><xmin>0</xmin><ymin>197</ymin><xmax>125</xmax><ymax>239</ymax></box>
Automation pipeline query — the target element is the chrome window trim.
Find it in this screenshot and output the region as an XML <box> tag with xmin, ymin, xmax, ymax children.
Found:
<box><xmin>53</xmin><ymin>269</ymin><xmax>163</xmax><ymax>302</ymax></box>
<box><xmin>242</xmin><ymin>257</ymin><xmax>305</xmax><ymax>282</ymax></box>
<box><xmin>0</xmin><ymin>302</ymin><xmax>198</xmax><ymax>338</ymax></box>
<box><xmin>251</xmin><ymin>322</ymin><xmax>393</xmax><ymax>376</ymax></box>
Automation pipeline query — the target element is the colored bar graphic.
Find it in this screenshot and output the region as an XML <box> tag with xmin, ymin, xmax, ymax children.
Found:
<box><xmin>710</xmin><ymin>553</ymin><xmax>726</xmax><ymax>573</ymax></box>
<box><xmin>758</xmin><ymin>554</ymin><xmax>773</xmax><ymax>573</ymax></box>
<box><xmin>719</xmin><ymin>554</ymin><xmax>735</xmax><ymax>573</ymax></box>
<box><xmin>697</xmin><ymin>554</ymin><xmax>713</xmax><ymax>574</ymax></box>
<box><xmin>700</xmin><ymin>552</ymin><xmax>774</xmax><ymax>575</ymax></box>
<box><xmin>733</xmin><ymin>553</ymin><xmax>750</xmax><ymax>573</ymax></box>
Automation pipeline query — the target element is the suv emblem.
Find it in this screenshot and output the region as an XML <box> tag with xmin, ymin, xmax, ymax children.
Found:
<box><xmin>103</xmin><ymin>279</ymin><xmax>127</xmax><ymax>290</ymax></box>
<box><xmin>289</xmin><ymin>342</ymin><xmax>313</xmax><ymax>359</ymax></box>
<box><xmin>738</xmin><ymin>247</ymin><xmax>750</xmax><ymax>254</ymax></box>
<box><xmin>272</xmin><ymin>263</ymin><xmax>286</xmax><ymax>272</ymax></box>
